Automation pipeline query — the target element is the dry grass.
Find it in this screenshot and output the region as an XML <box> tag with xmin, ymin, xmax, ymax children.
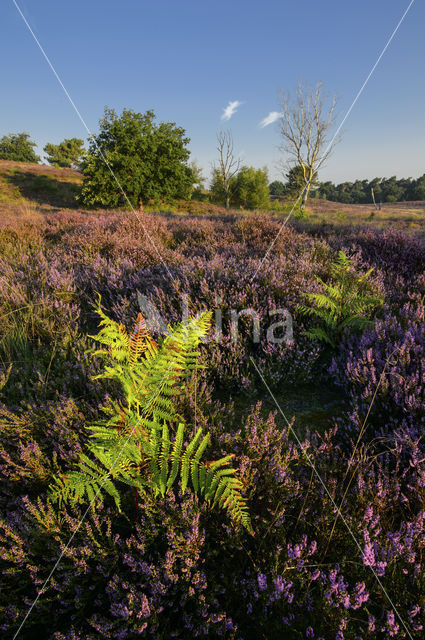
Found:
<box><xmin>300</xmin><ymin>198</ymin><xmax>425</xmax><ymax>231</ymax></box>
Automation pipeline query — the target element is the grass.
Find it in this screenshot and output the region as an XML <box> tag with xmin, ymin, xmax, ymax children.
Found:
<box><xmin>299</xmin><ymin>196</ymin><xmax>425</xmax><ymax>230</ymax></box>
<box><xmin>0</xmin><ymin>159</ymin><xmax>82</xmax><ymax>208</ymax></box>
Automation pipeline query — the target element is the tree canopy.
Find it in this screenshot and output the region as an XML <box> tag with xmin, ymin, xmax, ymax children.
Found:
<box><xmin>231</xmin><ymin>166</ymin><xmax>270</xmax><ymax>209</ymax></box>
<box><xmin>269</xmin><ymin>180</ymin><xmax>286</xmax><ymax>196</ymax></box>
<box><xmin>0</xmin><ymin>132</ymin><xmax>40</xmax><ymax>163</ymax></box>
<box><xmin>44</xmin><ymin>138</ymin><xmax>85</xmax><ymax>169</ymax></box>
<box><xmin>80</xmin><ymin>108</ymin><xmax>193</xmax><ymax>208</ymax></box>
<box><xmin>211</xmin><ymin>165</ymin><xmax>270</xmax><ymax>209</ymax></box>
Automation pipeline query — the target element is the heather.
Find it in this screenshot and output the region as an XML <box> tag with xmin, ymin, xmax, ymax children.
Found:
<box><xmin>1</xmin><ymin>207</ymin><xmax>425</xmax><ymax>639</ymax></box>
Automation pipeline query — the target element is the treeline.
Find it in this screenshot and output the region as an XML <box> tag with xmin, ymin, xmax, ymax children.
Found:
<box><xmin>270</xmin><ymin>174</ymin><xmax>425</xmax><ymax>204</ymax></box>
<box><xmin>2</xmin><ymin>126</ymin><xmax>424</xmax><ymax>208</ymax></box>
<box><xmin>0</xmin><ymin>132</ymin><xmax>85</xmax><ymax>168</ymax></box>
<box><xmin>316</xmin><ymin>175</ymin><xmax>425</xmax><ymax>204</ymax></box>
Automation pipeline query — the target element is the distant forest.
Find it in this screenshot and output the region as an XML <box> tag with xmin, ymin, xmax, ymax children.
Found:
<box><xmin>270</xmin><ymin>174</ymin><xmax>425</xmax><ymax>204</ymax></box>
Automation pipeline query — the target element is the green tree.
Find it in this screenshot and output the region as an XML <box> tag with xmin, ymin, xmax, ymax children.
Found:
<box><xmin>80</xmin><ymin>108</ymin><xmax>193</xmax><ymax>208</ymax></box>
<box><xmin>210</xmin><ymin>167</ymin><xmax>227</xmax><ymax>205</ymax></box>
<box><xmin>44</xmin><ymin>138</ymin><xmax>85</xmax><ymax>169</ymax></box>
<box><xmin>412</xmin><ymin>174</ymin><xmax>425</xmax><ymax>200</ymax></box>
<box><xmin>0</xmin><ymin>132</ymin><xmax>40</xmax><ymax>163</ymax></box>
<box><xmin>284</xmin><ymin>165</ymin><xmax>318</xmax><ymax>198</ymax></box>
<box><xmin>232</xmin><ymin>166</ymin><xmax>270</xmax><ymax>209</ymax></box>
<box><xmin>269</xmin><ymin>180</ymin><xmax>285</xmax><ymax>196</ymax></box>
<box><xmin>381</xmin><ymin>176</ymin><xmax>404</xmax><ymax>203</ymax></box>
<box><xmin>189</xmin><ymin>160</ymin><xmax>205</xmax><ymax>189</ymax></box>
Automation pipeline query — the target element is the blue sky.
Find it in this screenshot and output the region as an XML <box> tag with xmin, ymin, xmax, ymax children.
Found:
<box><xmin>1</xmin><ymin>0</ymin><xmax>424</xmax><ymax>183</ymax></box>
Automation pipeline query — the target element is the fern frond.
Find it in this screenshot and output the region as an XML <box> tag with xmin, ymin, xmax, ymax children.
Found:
<box><xmin>304</xmin><ymin>327</ymin><xmax>336</xmax><ymax>346</ymax></box>
<box><xmin>50</xmin><ymin>304</ymin><xmax>252</xmax><ymax>533</ymax></box>
<box><xmin>89</xmin><ymin>294</ymin><xmax>130</xmax><ymax>364</ymax></box>
<box><xmin>129</xmin><ymin>313</ymin><xmax>157</xmax><ymax>365</ymax></box>
<box><xmin>297</xmin><ymin>252</ymin><xmax>383</xmax><ymax>346</ymax></box>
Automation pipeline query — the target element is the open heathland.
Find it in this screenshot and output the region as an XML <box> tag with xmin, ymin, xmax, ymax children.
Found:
<box><xmin>1</xmin><ymin>187</ymin><xmax>425</xmax><ymax>639</ymax></box>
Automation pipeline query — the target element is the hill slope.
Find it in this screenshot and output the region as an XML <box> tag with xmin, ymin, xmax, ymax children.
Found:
<box><xmin>0</xmin><ymin>159</ymin><xmax>82</xmax><ymax>209</ymax></box>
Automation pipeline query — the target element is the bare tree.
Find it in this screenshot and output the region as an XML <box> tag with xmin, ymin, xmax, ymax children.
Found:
<box><xmin>277</xmin><ymin>81</ymin><xmax>338</xmax><ymax>209</ymax></box>
<box><xmin>213</xmin><ymin>130</ymin><xmax>241</xmax><ymax>209</ymax></box>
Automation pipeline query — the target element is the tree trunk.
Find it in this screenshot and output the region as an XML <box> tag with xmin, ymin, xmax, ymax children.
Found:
<box><xmin>225</xmin><ymin>194</ymin><xmax>230</xmax><ymax>209</ymax></box>
<box><xmin>300</xmin><ymin>182</ymin><xmax>311</xmax><ymax>210</ymax></box>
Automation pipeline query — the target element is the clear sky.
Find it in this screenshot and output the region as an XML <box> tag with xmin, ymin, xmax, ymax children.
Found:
<box><xmin>1</xmin><ymin>0</ymin><xmax>424</xmax><ymax>184</ymax></box>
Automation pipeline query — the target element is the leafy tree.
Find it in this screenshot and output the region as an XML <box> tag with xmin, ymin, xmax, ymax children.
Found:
<box><xmin>382</xmin><ymin>176</ymin><xmax>404</xmax><ymax>203</ymax></box>
<box><xmin>412</xmin><ymin>174</ymin><xmax>425</xmax><ymax>200</ymax></box>
<box><xmin>189</xmin><ymin>160</ymin><xmax>207</xmax><ymax>200</ymax></box>
<box><xmin>269</xmin><ymin>180</ymin><xmax>285</xmax><ymax>196</ymax></box>
<box><xmin>318</xmin><ymin>180</ymin><xmax>338</xmax><ymax>200</ymax></box>
<box><xmin>80</xmin><ymin>108</ymin><xmax>193</xmax><ymax>208</ymax></box>
<box><xmin>284</xmin><ymin>165</ymin><xmax>318</xmax><ymax>198</ymax></box>
<box><xmin>232</xmin><ymin>166</ymin><xmax>270</xmax><ymax>209</ymax></box>
<box><xmin>189</xmin><ymin>160</ymin><xmax>205</xmax><ymax>189</ymax></box>
<box><xmin>50</xmin><ymin>298</ymin><xmax>252</xmax><ymax>533</ymax></box>
<box><xmin>44</xmin><ymin>138</ymin><xmax>85</xmax><ymax>169</ymax></box>
<box><xmin>210</xmin><ymin>167</ymin><xmax>227</xmax><ymax>205</ymax></box>
<box><xmin>0</xmin><ymin>132</ymin><xmax>40</xmax><ymax>163</ymax></box>
<box><xmin>297</xmin><ymin>251</ymin><xmax>383</xmax><ymax>347</ymax></box>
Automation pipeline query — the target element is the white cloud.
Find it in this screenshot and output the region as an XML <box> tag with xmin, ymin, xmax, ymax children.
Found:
<box><xmin>221</xmin><ymin>100</ymin><xmax>242</xmax><ymax>121</ymax></box>
<box><xmin>259</xmin><ymin>111</ymin><xmax>283</xmax><ymax>128</ymax></box>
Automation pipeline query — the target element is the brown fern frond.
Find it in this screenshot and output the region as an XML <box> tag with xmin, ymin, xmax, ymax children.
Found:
<box><xmin>129</xmin><ymin>313</ymin><xmax>157</xmax><ymax>365</ymax></box>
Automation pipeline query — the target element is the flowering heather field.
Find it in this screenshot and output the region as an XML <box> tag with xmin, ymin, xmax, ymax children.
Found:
<box><xmin>1</xmin><ymin>206</ymin><xmax>425</xmax><ymax>639</ymax></box>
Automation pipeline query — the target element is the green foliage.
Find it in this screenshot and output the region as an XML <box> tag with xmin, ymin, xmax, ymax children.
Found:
<box><xmin>284</xmin><ymin>164</ymin><xmax>318</xmax><ymax>198</ymax></box>
<box><xmin>318</xmin><ymin>174</ymin><xmax>425</xmax><ymax>204</ymax></box>
<box><xmin>210</xmin><ymin>166</ymin><xmax>228</xmax><ymax>205</ymax></box>
<box><xmin>0</xmin><ymin>132</ymin><xmax>40</xmax><ymax>163</ymax></box>
<box><xmin>0</xmin><ymin>364</ymin><xmax>12</xmax><ymax>391</ymax></box>
<box><xmin>189</xmin><ymin>161</ymin><xmax>207</xmax><ymax>201</ymax></box>
<box><xmin>269</xmin><ymin>180</ymin><xmax>286</xmax><ymax>196</ymax></box>
<box><xmin>44</xmin><ymin>138</ymin><xmax>85</xmax><ymax>169</ymax></box>
<box><xmin>49</xmin><ymin>297</ymin><xmax>252</xmax><ymax>533</ymax></box>
<box><xmin>211</xmin><ymin>165</ymin><xmax>270</xmax><ymax>209</ymax></box>
<box><xmin>297</xmin><ymin>251</ymin><xmax>383</xmax><ymax>347</ymax></box>
<box><xmin>79</xmin><ymin>108</ymin><xmax>193</xmax><ymax>208</ymax></box>
<box><xmin>189</xmin><ymin>160</ymin><xmax>205</xmax><ymax>190</ymax></box>
<box><xmin>231</xmin><ymin>166</ymin><xmax>270</xmax><ymax>209</ymax></box>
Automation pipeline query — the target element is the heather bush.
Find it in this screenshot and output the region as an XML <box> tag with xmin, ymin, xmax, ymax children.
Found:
<box><xmin>2</xmin><ymin>402</ymin><xmax>425</xmax><ymax>638</ymax></box>
<box><xmin>330</xmin><ymin>292</ymin><xmax>425</xmax><ymax>436</ymax></box>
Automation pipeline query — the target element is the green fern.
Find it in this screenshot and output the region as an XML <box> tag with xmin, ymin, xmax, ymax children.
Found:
<box><xmin>297</xmin><ymin>251</ymin><xmax>383</xmax><ymax>347</ymax></box>
<box><xmin>50</xmin><ymin>298</ymin><xmax>252</xmax><ymax>534</ymax></box>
